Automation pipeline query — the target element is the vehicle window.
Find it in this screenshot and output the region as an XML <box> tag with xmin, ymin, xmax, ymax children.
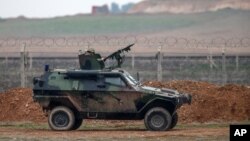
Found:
<box><xmin>105</xmin><ymin>76</ymin><xmax>126</xmax><ymax>87</ymax></box>
<box><xmin>124</xmin><ymin>74</ymin><xmax>138</xmax><ymax>86</ymax></box>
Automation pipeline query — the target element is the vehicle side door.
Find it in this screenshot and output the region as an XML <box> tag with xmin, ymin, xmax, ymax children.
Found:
<box><xmin>87</xmin><ymin>73</ymin><xmax>142</xmax><ymax>113</ymax></box>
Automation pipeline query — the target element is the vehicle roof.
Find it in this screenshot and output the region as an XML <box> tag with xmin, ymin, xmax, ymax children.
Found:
<box><xmin>52</xmin><ymin>68</ymin><xmax>127</xmax><ymax>75</ymax></box>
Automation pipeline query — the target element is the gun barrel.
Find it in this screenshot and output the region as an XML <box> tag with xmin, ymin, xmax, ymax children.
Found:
<box><xmin>103</xmin><ymin>43</ymin><xmax>134</xmax><ymax>61</ymax></box>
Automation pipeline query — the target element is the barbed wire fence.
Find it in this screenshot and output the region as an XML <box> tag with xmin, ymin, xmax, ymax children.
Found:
<box><xmin>0</xmin><ymin>36</ymin><xmax>250</xmax><ymax>91</ymax></box>
<box><xmin>0</xmin><ymin>36</ymin><xmax>250</xmax><ymax>48</ymax></box>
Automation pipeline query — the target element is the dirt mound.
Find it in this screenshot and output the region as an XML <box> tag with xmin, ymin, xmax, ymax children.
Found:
<box><xmin>145</xmin><ymin>80</ymin><xmax>250</xmax><ymax>123</ymax></box>
<box><xmin>0</xmin><ymin>81</ymin><xmax>249</xmax><ymax>123</ymax></box>
<box><xmin>0</xmin><ymin>88</ymin><xmax>46</xmax><ymax>122</ymax></box>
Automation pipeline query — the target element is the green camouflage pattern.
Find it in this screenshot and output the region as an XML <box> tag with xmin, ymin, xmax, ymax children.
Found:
<box><xmin>33</xmin><ymin>69</ymin><xmax>191</xmax><ymax>118</ymax></box>
<box><xmin>33</xmin><ymin>44</ymin><xmax>191</xmax><ymax>119</ymax></box>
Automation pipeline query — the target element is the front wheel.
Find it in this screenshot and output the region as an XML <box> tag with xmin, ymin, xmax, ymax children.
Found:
<box><xmin>48</xmin><ymin>106</ymin><xmax>75</xmax><ymax>131</ymax></box>
<box><xmin>144</xmin><ymin>107</ymin><xmax>172</xmax><ymax>131</ymax></box>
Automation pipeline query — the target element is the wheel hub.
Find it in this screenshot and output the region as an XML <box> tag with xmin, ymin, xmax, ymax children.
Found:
<box><xmin>53</xmin><ymin>112</ymin><xmax>69</xmax><ymax>127</ymax></box>
<box><xmin>151</xmin><ymin>115</ymin><xmax>165</xmax><ymax>128</ymax></box>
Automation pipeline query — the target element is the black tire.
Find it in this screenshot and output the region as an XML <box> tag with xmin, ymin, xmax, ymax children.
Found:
<box><xmin>144</xmin><ymin>107</ymin><xmax>172</xmax><ymax>131</ymax></box>
<box><xmin>170</xmin><ymin>112</ymin><xmax>178</xmax><ymax>129</ymax></box>
<box><xmin>48</xmin><ymin>106</ymin><xmax>75</xmax><ymax>131</ymax></box>
<box><xmin>72</xmin><ymin>118</ymin><xmax>83</xmax><ymax>130</ymax></box>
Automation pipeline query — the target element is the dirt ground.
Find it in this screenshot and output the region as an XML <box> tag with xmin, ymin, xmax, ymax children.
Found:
<box><xmin>0</xmin><ymin>121</ymin><xmax>230</xmax><ymax>141</ymax></box>
<box><xmin>0</xmin><ymin>127</ymin><xmax>229</xmax><ymax>141</ymax></box>
<box><xmin>0</xmin><ymin>80</ymin><xmax>249</xmax><ymax>140</ymax></box>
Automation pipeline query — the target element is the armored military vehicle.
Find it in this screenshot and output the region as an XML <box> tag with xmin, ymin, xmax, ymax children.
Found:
<box><xmin>33</xmin><ymin>44</ymin><xmax>191</xmax><ymax>131</ymax></box>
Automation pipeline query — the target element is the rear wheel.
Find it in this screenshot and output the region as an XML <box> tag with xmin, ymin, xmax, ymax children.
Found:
<box><xmin>144</xmin><ymin>107</ymin><xmax>172</xmax><ymax>131</ymax></box>
<box><xmin>170</xmin><ymin>112</ymin><xmax>178</xmax><ymax>129</ymax></box>
<box><xmin>48</xmin><ymin>106</ymin><xmax>75</xmax><ymax>131</ymax></box>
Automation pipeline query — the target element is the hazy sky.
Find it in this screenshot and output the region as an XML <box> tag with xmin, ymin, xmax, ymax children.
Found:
<box><xmin>0</xmin><ymin>0</ymin><xmax>143</xmax><ymax>18</ymax></box>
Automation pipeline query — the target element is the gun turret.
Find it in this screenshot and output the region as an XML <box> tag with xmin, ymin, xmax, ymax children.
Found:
<box><xmin>78</xmin><ymin>44</ymin><xmax>134</xmax><ymax>70</ymax></box>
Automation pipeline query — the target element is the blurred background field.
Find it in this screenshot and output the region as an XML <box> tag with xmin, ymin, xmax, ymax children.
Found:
<box><xmin>1</xmin><ymin>0</ymin><xmax>250</xmax><ymax>90</ymax></box>
<box><xmin>0</xmin><ymin>9</ymin><xmax>249</xmax><ymax>38</ymax></box>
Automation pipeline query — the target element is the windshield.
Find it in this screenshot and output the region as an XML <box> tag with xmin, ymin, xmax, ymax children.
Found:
<box><xmin>123</xmin><ymin>73</ymin><xmax>140</xmax><ymax>86</ymax></box>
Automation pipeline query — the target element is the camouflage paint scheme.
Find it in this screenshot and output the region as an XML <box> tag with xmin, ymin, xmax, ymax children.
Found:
<box><xmin>33</xmin><ymin>69</ymin><xmax>191</xmax><ymax>119</ymax></box>
<box><xmin>33</xmin><ymin>44</ymin><xmax>191</xmax><ymax>119</ymax></box>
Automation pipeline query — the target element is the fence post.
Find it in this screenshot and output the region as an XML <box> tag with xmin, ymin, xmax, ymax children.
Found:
<box><xmin>2</xmin><ymin>55</ymin><xmax>8</xmax><ymax>88</ymax></box>
<box><xmin>29</xmin><ymin>53</ymin><xmax>33</xmax><ymax>70</ymax></box>
<box><xmin>222</xmin><ymin>48</ymin><xmax>227</xmax><ymax>85</ymax></box>
<box><xmin>157</xmin><ymin>46</ymin><xmax>163</xmax><ymax>81</ymax></box>
<box><xmin>5</xmin><ymin>56</ymin><xmax>8</xmax><ymax>68</ymax></box>
<box><xmin>235</xmin><ymin>55</ymin><xmax>239</xmax><ymax>71</ymax></box>
<box><xmin>208</xmin><ymin>49</ymin><xmax>213</xmax><ymax>82</ymax></box>
<box><xmin>209</xmin><ymin>50</ymin><xmax>213</xmax><ymax>70</ymax></box>
<box><xmin>20</xmin><ymin>44</ymin><xmax>28</xmax><ymax>88</ymax></box>
<box><xmin>131</xmin><ymin>53</ymin><xmax>135</xmax><ymax>70</ymax></box>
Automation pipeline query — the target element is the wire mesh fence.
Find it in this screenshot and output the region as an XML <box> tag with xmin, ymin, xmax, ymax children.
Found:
<box><xmin>0</xmin><ymin>36</ymin><xmax>250</xmax><ymax>91</ymax></box>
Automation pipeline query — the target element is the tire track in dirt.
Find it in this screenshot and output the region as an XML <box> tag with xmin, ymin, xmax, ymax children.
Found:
<box><xmin>0</xmin><ymin>127</ymin><xmax>229</xmax><ymax>139</ymax></box>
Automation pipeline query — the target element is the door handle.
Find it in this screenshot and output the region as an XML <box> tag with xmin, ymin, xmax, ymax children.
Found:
<box><xmin>97</xmin><ymin>85</ymin><xmax>106</xmax><ymax>88</ymax></box>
